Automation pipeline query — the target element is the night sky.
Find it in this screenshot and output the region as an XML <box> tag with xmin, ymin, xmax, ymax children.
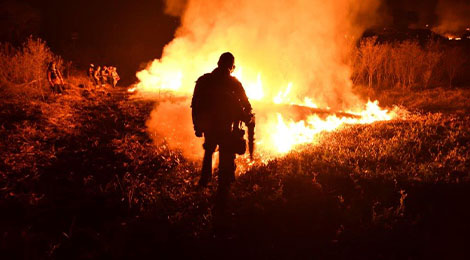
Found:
<box><xmin>1</xmin><ymin>0</ymin><xmax>179</xmax><ymax>84</ymax></box>
<box><xmin>0</xmin><ymin>0</ymin><xmax>465</xmax><ymax>84</ymax></box>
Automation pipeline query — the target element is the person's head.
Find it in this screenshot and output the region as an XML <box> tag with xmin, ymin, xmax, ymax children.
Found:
<box><xmin>90</xmin><ymin>63</ymin><xmax>94</xmax><ymax>68</ymax></box>
<box><xmin>217</xmin><ymin>52</ymin><xmax>235</xmax><ymax>73</ymax></box>
<box><xmin>49</xmin><ymin>61</ymin><xmax>56</xmax><ymax>69</ymax></box>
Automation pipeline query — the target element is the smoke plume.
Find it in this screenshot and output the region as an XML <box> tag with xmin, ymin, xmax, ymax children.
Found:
<box><xmin>433</xmin><ymin>0</ymin><xmax>470</xmax><ymax>34</ymax></box>
<box><xmin>139</xmin><ymin>0</ymin><xmax>381</xmax><ymax>158</ymax></box>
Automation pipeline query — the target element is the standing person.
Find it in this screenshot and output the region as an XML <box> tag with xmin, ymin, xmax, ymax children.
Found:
<box><xmin>47</xmin><ymin>61</ymin><xmax>65</xmax><ymax>93</ymax></box>
<box><xmin>107</xmin><ymin>66</ymin><xmax>113</xmax><ymax>85</ymax></box>
<box><xmin>100</xmin><ymin>66</ymin><xmax>109</xmax><ymax>87</ymax></box>
<box><xmin>191</xmin><ymin>52</ymin><xmax>253</xmax><ymax>190</ymax></box>
<box><xmin>93</xmin><ymin>66</ymin><xmax>101</xmax><ymax>88</ymax></box>
<box><xmin>87</xmin><ymin>64</ymin><xmax>97</xmax><ymax>86</ymax></box>
<box><xmin>110</xmin><ymin>67</ymin><xmax>120</xmax><ymax>88</ymax></box>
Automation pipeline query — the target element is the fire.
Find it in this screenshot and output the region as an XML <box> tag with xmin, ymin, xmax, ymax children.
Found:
<box><xmin>233</xmin><ymin>67</ymin><xmax>264</xmax><ymax>100</ymax></box>
<box><xmin>127</xmin><ymin>86</ymin><xmax>137</xmax><ymax>93</ymax></box>
<box><xmin>446</xmin><ymin>34</ymin><xmax>462</xmax><ymax>41</ymax></box>
<box><xmin>255</xmin><ymin>98</ymin><xmax>395</xmax><ymax>155</ymax></box>
<box><xmin>133</xmin><ymin>0</ymin><xmax>395</xmax><ymax>159</ymax></box>
<box><xmin>133</xmin><ymin>65</ymin><xmax>397</xmax><ymax>156</ymax></box>
<box><xmin>273</xmin><ymin>82</ymin><xmax>293</xmax><ymax>104</ymax></box>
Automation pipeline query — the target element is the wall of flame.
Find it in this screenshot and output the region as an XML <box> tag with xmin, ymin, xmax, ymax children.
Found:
<box><xmin>134</xmin><ymin>0</ymin><xmax>398</xmax><ymax>160</ymax></box>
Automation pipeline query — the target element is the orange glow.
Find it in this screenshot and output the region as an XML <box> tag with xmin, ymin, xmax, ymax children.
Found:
<box><xmin>133</xmin><ymin>0</ymin><xmax>396</xmax><ymax>159</ymax></box>
<box><xmin>134</xmin><ymin>65</ymin><xmax>398</xmax><ymax>156</ymax></box>
<box><xmin>445</xmin><ymin>34</ymin><xmax>461</xmax><ymax>41</ymax></box>
<box><xmin>255</xmin><ymin>99</ymin><xmax>396</xmax><ymax>155</ymax></box>
<box><xmin>127</xmin><ymin>86</ymin><xmax>137</xmax><ymax>93</ymax></box>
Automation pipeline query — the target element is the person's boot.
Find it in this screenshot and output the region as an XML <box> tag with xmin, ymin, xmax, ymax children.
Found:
<box><xmin>198</xmin><ymin>176</ymin><xmax>210</xmax><ymax>187</ymax></box>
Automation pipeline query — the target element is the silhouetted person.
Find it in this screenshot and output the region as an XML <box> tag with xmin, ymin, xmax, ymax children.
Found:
<box><xmin>100</xmin><ymin>66</ymin><xmax>109</xmax><ymax>87</ymax></box>
<box><xmin>191</xmin><ymin>52</ymin><xmax>253</xmax><ymax>191</ymax></box>
<box><xmin>47</xmin><ymin>61</ymin><xmax>65</xmax><ymax>94</ymax></box>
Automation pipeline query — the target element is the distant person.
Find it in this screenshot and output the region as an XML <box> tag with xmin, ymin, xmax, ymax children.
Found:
<box><xmin>47</xmin><ymin>61</ymin><xmax>65</xmax><ymax>94</ymax></box>
<box><xmin>101</xmin><ymin>66</ymin><xmax>109</xmax><ymax>87</ymax></box>
<box><xmin>110</xmin><ymin>67</ymin><xmax>120</xmax><ymax>88</ymax></box>
<box><xmin>107</xmin><ymin>66</ymin><xmax>113</xmax><ymax>85</ymax></box>
<box><xmin>191</xmin><ymin>52</ymin><xmax>253</xmax><ymax>190</ymax></box>
<box><xmin>87</xmin><ymin>64</ymin><xmax>98</xmax><ymax>86</ymax></box>
<box><xmin>93</xmin><ymin>66</ymin><xmax>101</xmax><ymax>88</ymax></box>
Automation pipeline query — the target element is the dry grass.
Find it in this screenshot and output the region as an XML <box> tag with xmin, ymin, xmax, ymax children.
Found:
<box><xmin>1</xmin><ymin>38</ymin><xmax>470</xmax><ymax>259</ymax></box>
<box><xmin>2</xmin><ymin>82</ymin><xmax>469</xmax><ymax>258</ymax></box>
<box><xmin>355</xmin><ymin>86</ymin><xmax>470</xmax><ymax>114</ymax></box>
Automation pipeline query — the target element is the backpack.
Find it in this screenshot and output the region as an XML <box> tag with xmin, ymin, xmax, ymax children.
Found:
<box><xmin>191</xmin><ymin>72</ymin><xmax>243</xmax><ymax>133</ymax></box>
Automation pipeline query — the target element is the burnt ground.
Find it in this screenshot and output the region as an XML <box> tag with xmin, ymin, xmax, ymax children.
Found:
<box><xmin>1</xmin><ymin>85</ymin><xmax>470</xmax><ymax>259</ymax></box>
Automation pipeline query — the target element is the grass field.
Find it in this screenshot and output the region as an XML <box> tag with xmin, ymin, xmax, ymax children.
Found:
<box><xmin>1</xmin><ymin>83</ymin><xmax>469</xmax><ymax>259</ymax></box>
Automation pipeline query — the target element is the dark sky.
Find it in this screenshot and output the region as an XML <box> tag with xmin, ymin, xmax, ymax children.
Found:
<box><xmin>0</xmin><ymin>0</ymin><xmax>467</xmax><ymax>84</ymax></box>
<box><xmin>1</xmin><ymin>0</ymin><xmax>179</xmax><ymax>84</ymax></box>
<box><xmin>380</xmin><ymin>0</ymin><xmax>437</xmax><ymax>28</ymax></box>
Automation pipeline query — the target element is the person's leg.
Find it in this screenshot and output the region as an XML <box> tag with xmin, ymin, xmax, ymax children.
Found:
<box><xmin>214</xmin><ymin>145</ymin><xmax>235</xmax><ymax>228</ymax></box>
<box><xmin>199</xmin><ymin>136</ymin><xmax>216</xmax><ymax>186</ymax></box>
<box><xmin>218</xmin><ymin>147</ymin><xmax>235</xmax><ymax>187</ymax></box>
<box><xmin>199</xmin><ymin>149</ymin><xmax>213</xmax><ymax>186</ymax></box>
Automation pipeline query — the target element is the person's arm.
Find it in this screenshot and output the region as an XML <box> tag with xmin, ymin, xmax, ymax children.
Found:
<box><xmin>191</xmin><ymin>78</ymin><xmax>203</xmax><ymax>137</ymax></box>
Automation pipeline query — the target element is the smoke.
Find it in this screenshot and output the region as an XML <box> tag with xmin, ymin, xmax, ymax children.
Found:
<box><xmin>433</xmin><ymin>0</ymin><xmax>470</xmax><ymax>34</ymax></box>
<box><xmin>164</xmin><ymin>0</ymin><xmax>188</xmax><ymax>17</ymax></box>
<box><xmin>140</xmin><ymin>0</ymin><xmax>381</xmax><ymax>158</ymax></box>
<box><xmin>146</xmin><ymin>98</ymin><xmax>203</xmax><ymax>160</ymax></box>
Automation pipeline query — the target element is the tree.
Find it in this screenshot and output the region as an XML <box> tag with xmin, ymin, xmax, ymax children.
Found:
<box><xmin>357</xmin><ymin>37</ymin><xmax>384</xmax><ymax>88</ymax></box>
<box><xmin>0</xmin><ymin>37</ymin><xmax>61</xmax><ymax>100</ymax></box>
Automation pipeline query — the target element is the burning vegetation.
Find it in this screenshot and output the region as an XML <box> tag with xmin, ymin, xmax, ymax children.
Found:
<box><xmin>133</xmin><ymin>0</ymin><xmax>399</xmax><ymax>160</ymax></box>
<box><xmin>2</xmin><ymin>0</ymin><xmax>470</xmax><ymax>259</ymax></box>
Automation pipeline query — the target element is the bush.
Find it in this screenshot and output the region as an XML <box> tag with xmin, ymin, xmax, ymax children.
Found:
<box><xmin>0</xmin><ymin>36</ymin><xmax>63</xmax><ymax>100</ymax></box>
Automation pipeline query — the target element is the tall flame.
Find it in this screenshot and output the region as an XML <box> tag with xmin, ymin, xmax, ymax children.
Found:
<box><xmin>135</xmin><ymin>0</ymin><xmax>395</xmax><ymax>159</ymax></box>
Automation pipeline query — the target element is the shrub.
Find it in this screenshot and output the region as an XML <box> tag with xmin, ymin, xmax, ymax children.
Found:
<box><xmin>0</xmin><ymin>36</ymin><xmax>63</xmax><ymax>100</ymax></box>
